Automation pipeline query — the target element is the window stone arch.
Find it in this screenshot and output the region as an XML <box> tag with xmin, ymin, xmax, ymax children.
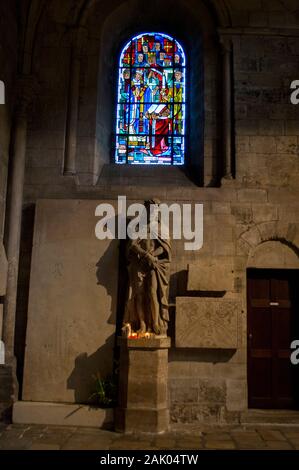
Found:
<box><xmin>74</xmin><ymin>0</ymin><xmax>223</xmax><ymax>186</ymax></box>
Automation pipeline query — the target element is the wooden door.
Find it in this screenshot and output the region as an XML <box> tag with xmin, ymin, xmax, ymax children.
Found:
<box><xmin>247</xmin><ymin>269</ymin><xmax>299</xmax><ymax>409</ymax></box>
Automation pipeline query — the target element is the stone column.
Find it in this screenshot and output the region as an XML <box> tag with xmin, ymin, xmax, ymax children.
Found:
<box><xmin>3</xmin><ymin>76</ymin><xmax>36</xmax><ymax>362</ymax></box>
<box><xmin>64</xmin><ymin>27</ymin><xmax>87</xmax><ymax>176</ymax></box>
<box><xmin>0</xmin><ymin>245</ymin><xmax>8</xmax><ymax>340</ymax></box>
<box><xmin>220</xmin><ymin>36</ymin><xmax>233</xmax><ymax>180</ymax></box>
<box><xmin>115</xmin><ymin>337</ymin><xmax>171</xmax><ymax>434</ymax></box>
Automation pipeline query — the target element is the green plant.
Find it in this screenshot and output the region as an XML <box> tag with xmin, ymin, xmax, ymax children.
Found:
<box><xmin>89</xmin><ymin>373</ymin><xmax>117</xmax><ymax>407</ymax></box>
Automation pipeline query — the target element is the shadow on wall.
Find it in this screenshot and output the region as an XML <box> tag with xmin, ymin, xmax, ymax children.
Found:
<box><xmin>168</xmin><ymin>348</ymin><xmax>236</xmax><ymax>363</ymax></box>
<box><xmin>96</xmin><ymin>237</ymin><xmax>120</xmax><ymax>325</ymax></box>
<box><xmin>67</xmin><ymin>334</ymin><xmax>115</xmax><ymax>404</ymax></box>
<box><xmin>67</xmin><ymin>227</ymin><xmax>125</xmax><ymax>404</ymax></box>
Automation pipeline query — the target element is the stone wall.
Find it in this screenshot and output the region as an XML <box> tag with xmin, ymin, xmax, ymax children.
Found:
<box><xmin>169</xmin><ymin>192</ymin><xmax>299</xmax><ymax>424</ymax></box>
<box><xmin>234</xmin><ymin>33</ymin><xmax>299</xmax><ymax>187</ymax></box>
<box><xmin>0</xmin><ymin>0</ymin><xmax>18</xmax><ymax>322</ymax></box>
<box><xmin>227</xmin><ymin>0</ymin><xmax>299</xmax><ymax>29</ymax></box>
<box><xmin>0</xmin><ymin>0</ymin><xmax>18</xmax><ymax>419</ymax></box>
<box><xmin>21</xmin><ymin>193</ymin><xmax>299</xmax><ymax>423</ymax></box>
<box><xmin>1</xmin><ymin>0</ymin><xmax>299</xmax><ymax>424</ymax></box>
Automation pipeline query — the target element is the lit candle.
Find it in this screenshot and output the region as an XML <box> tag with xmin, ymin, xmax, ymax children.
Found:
<box><xmin>129</xmin><ymin>332</ymin><xmax>138</xmax><ymax>339</ymax></box>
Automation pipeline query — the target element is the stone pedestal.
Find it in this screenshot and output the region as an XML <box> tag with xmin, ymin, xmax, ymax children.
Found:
<box><xmin>115</xmin><ymin>337</ymin><xmax>171</xmax><ymax>434</ymax></box>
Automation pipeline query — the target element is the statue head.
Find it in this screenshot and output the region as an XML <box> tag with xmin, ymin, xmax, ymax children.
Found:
<box><xmin>144</xmin><ymin>198</ymin><xmax>161</xmax><ymax>225</ymax></box>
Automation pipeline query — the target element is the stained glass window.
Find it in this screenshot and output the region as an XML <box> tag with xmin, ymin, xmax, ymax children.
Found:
<box><xmin>115</xmin><ymin>32</ymin><xmax>186</xmax><ymax>165</ymax></box>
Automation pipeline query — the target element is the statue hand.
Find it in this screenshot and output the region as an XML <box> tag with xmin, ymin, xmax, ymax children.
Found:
<box><xmin>145</xmin><ymin>253</ymin><xmax>157</xmax><ymax>268</ymax></box>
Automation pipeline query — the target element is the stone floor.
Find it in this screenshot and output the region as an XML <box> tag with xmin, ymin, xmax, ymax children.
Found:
<box><xmin>1</xmin><ymin>423</ymin><xmax>299</xmax><ymax>450</ymax></box>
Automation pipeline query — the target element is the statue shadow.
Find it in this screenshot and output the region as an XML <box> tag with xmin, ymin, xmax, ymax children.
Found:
<box><xmin>67</xmin><ymin>216</ymin><xmax>128</xmax><ymax>405</ymax></box>
<box><xmin>95</xmin><ymin>237</ymin><xmax>120</xmax><ymax>326</ymax></box>
<box><xmin>95</xmin><ymin>215</ymin><xmax>129</xmax><ymax>333</ymax></box>
<box><xmin>67</xmin><ymin>334</ymin><xmax>115</xmax><ymax>404</ymax></box>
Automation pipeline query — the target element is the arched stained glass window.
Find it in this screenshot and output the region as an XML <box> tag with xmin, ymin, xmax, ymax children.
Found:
<box><xmin>115</xmin><ymin>32</ymin><xmax>186</xmax><ymax>165</ymax></box>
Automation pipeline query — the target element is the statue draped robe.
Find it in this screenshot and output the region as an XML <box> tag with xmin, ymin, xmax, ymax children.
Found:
<box><xmin>123</xmin><ymin>232</ymin><xmax>171</xmax><ymax>336</ymax></box>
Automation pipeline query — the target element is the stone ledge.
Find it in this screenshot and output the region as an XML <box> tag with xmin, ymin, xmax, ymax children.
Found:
<box><xmin>13</xmin><ymin>401</ymin><xmax>113</xmax><ymax>428</ymax></box>
<box><xmin>117</xmin><ymin>337</ymin><xmax>171</xmax><ymax>349</ymax></box>
<box><xmin>240</xmin><ymin>409</ymin><xmax>299</xmax><ymax>425</ymax></box>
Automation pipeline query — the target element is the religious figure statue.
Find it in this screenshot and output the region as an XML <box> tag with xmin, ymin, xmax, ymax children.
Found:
<box><xmin>141</xmin><ymin>104</ymin><xmax>172</xmax><ymax>157</ymax></box>
<box><xmin>123</xmin><ymin>199</ymin><xmax>171</xmax><ymax>337</ymax></box>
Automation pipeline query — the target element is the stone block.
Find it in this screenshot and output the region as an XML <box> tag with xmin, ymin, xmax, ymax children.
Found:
<box><xmin>235</xmin><ymin>104</ymin><xmax>247</xmax><ymax>119</ymax></box>
<box><xmin>276</xmin><ymin>136</ymin><xmax>298</xmax><ymax>155</ymax></box>
<box><xmin>187</xmin><ymin>257</ymin><xmax>234</xmax><ymax>292</ymax></box>
<box><xmin>249</xmin><ymin>11</ymin><xmax>268</xmax><ymax>27</ymax></box>
<box><xmin>129</xmin><ymin>349</ymin><xmax>168</xmax><ymax>378</ymax></box>
<box><xmin>226</xmin><ymin>379</ymin><xmax>247</xmax><ymax>411</ymax></box>
<box><xmin>279</xmin><ymin>205</ymin><xmax>299</xmax><ymax>223</ymax></box>
<box><xmin>211</xmin><ymin>202</ymin><xmax>231</xmax><ymax>215</ymax></box>
<box><xmin>252</xmin><ymin>204</ymin><xmax>278</xmax><ymax>223</ymax></box>
<box><xmin>213</xmin><ymin>361</ymin><xmax>246</xmax><ymax>379</ymax></box>
<box><xmin>126</xmin><ymin>377</ymin><xmax>169</xmax><ymax>409</ymax></box>
<box><xmin>236</xmin><ymin>119</ymin><xmax>258</xmax><ymax>136</ymax></box>
<box><xmin>13</xmin><ymin>401</ymin><xmax>113</xmax><ymax>428</ymax></box>
<box><xmin>268</xmin><ymin>188</ymin><xmax>299</xmax><ymax>204</ymax></box>
<box><xmin>22</xmin><ymin>199</ymin><xmax>119</xmax><ymax>403</ymax></box>
<box><xmin>231</xmin><ymin>204</ymin><xmax>253</xmax><ymax>224</ymax></box>
<box><xmin>170</xmin><ymin>403</ymin><xmax>222</xmax><ymax>424</ymax></box>
<box><xmin>249</xmin><ymin>136</ymin><xmax>276</xmax><ymax>154</ymax></box>
<box><xmin>257</xmin><ymin>221</ymin><xmax>277</xmax><ymax>241</ymax></box>
<box><xmin>170</xmin><ymin>378</ymin><xmax>199</xmax><ymax>404</ymax></box>
<box><xmin>198</xmin><ymin>378</ymin><xmax>226</xmax><ymax>404</ymax></box>
<box><xmin>115</xmin><ymin>408</ymin><xmax>169</xmax><ymax>434</ymax></box>
<box><xmin>236</xmin><ymin>136</ymin><xmax>250</xmax><ymax>153</ymax></box>
<box><xmin>237</xmin><ymin>189</ymin><xmax>268</xmax><ymax>203</ymax></box>
<box><xmin>175</xmin><ymin>297</ymin><xmax>240</xmax><ymax>349</ymax></box>
<box><xmin>285</xmin><ymin>121</ymin><xmax>299</xmax><ymax>135</ymax></box>
<box><xmin>239</xmin><ymin>225</ymin><xmax>262</xmax><ymax>247</ymax></box>
<box><xmin>236</xmin><ymin>238</ymin><xmax>251</xmax><ymax>256</ymax></box>
<box><xmin>235</xmin><ymin>58</ymin><xmax>258</xmax><ymax>73</ymax></box>
<box><xmin>258</xmin><ymin>119</ymin><xmax>284</xmax><ymax>136</ymax></box>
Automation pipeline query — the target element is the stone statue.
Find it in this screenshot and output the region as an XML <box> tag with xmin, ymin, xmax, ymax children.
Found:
<box><xmin>123</xmin><ymin>199</ymin><xmax>171</xmax><ymax>337</ymax></box>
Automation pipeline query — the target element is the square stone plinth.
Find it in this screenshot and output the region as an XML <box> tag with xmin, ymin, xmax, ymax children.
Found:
<box><xmin>115</xmin><ymin>337</ymin><xmax>171</xmax><ymax>433</ymax></box>
<box><xmin>176</xmin><ymin>297</ymin><xmax>240</xmax><ymax>349</ymax></box>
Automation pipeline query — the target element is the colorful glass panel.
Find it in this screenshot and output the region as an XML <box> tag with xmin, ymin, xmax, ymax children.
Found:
<box><xmin>115</xmin><ymin>32</ymin><xmax>186</xmax><ymax>165</ymax></box>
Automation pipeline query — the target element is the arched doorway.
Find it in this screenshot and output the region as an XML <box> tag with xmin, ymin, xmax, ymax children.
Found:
<box><xmin>247</xmin><ymin>241</ymin><xmax>299</xmax><ymax>409</ymax></box>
